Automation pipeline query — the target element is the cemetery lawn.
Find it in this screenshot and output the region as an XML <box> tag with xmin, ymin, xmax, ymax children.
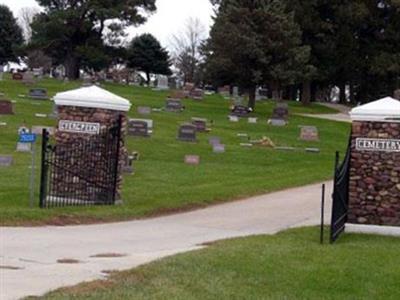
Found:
<box><xmin>38</xmin><ymin>227</ymin><xmax>400</xmax><ymax>300</ymax></box>
<box><xmin>0</xmin><ymin>75</ymin><xmax>347</xmax><ymax>226</ymax></box>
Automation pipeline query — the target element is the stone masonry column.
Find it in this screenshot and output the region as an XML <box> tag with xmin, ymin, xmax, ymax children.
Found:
<box><xmin>348</xmin><ymin>97</ymin><xmax>400</xmax><ymax>226</ymax></box>
<box><xmin>53</xmin><ymin>86</ymin><xmax>131</xmax><ymax>203</ymax></box>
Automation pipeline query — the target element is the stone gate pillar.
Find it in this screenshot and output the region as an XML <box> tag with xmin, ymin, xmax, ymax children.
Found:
<box><xmin>53</xmin><ymin>86</ymin><xmax>131</xmax><ymax>203</ymax></box>
<box><xmin>349</xmin><ymin>97</ymin><xmax>400</xmax><ymax>227</ymax></box>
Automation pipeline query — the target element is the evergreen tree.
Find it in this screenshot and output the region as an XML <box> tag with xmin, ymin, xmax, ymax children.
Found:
<box><xmin>126</xmin><ymin>34</ymin><xmax>172</xmax><ymax>85</ymax></box>
<box><xmin>0</xmin><ymin>5</ymin><xmax>23</xmax><ymax>65</ymax></box>
<box><xmin>30</xmin><ymin>0</ymin><xmax>156</xmax><ymax>79</ymax></box>
<box><xmin>206</xmin><ymin>0</ymin><xmax>310</xmax><ymax>109</ymax></box>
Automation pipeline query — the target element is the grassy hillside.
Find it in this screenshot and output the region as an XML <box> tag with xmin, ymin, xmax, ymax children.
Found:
<box><xmin>0</xmin><ymin>75</ymin><xmax>349</xmax><ymax>225</ymax></box>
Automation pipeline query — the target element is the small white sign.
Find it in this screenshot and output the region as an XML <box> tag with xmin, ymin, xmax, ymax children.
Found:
<box><xmin>356</xmin><ymin>138</ymin><xmax>400</xmax><ymax>152</ymax></box>
<box><xmin>59</xmin><ymin>120</ymin><xmax>100</xmax><ymax>135</ymax></box>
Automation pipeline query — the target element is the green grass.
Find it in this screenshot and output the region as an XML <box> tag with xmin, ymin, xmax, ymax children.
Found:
<box><xmin>0</xmin><ymin>75</ymin><xmax>348</xmax><ymax>225</ymax></box>
<box><xmin>37</xmin><ymin>227</ymin><xmax>400</xmax><ymax>300</ymax></box>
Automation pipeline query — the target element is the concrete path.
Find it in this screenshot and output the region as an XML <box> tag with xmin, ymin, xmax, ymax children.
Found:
<box><xmin>1</xmin><ymin>181</ymin><xmax>332</xmax><ymax>300</ymax></box>
<box><xmin>297</xmin><ymin>103</ymin><xmax>352</xmax><ymax>123</ymax></box>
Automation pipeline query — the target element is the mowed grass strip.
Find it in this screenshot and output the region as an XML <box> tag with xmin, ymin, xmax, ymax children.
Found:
<box><xmin>37</xmin><ymin>227</ymin><xmax>400</xmax><ymax>300</ymax></box>
<box><xmin>0</xmin><ymin>76</ymin><xmax>347</xmax><ymax>225</ymax></box>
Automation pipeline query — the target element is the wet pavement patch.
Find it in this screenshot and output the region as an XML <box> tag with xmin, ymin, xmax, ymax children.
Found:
<box><xmin>90</xmin><ymin>253</ymin><xmax>127</xmax><ymax>258</ymax></box>
<box><xmin>57</xmin><ymin>258</ymin><xmax>81</xmax><ymax>264</ymax></box>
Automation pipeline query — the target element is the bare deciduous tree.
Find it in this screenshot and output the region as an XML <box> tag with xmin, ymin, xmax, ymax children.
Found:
<box><xmin>18</xmin><ymin>7</ymin><xmax>40</xmax><ymax>43</ymax></box>
<box><xmin>169</xmin><ymin>17</ymin><xmax>206</xmax><ymax>84</ymax></box>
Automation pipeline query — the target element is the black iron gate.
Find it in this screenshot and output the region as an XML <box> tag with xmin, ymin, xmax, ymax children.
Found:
<box><xmin>39</xmin><ymin>119</ymin><xmax>122</xmax><ymax>208</ymax></box>
<box><xmin>330</xmin><ymin>139</ymin><xmax>352</xmax><ymax>243</ymax></box>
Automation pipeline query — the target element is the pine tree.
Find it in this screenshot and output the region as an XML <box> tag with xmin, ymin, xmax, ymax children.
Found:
<box><xmin>126</xmin><ymin>34</ymin><xmax>172</xmax><ymax>86</ymax></box>
<box><xmin>206</xmin><ymin>0</ymin><xmax>310</xmax><ymax>109</ymax></box>
<box><xmin>0</xmin><ymin>5</ymin><xmax>23</xmax><ymax>65</ymax></box>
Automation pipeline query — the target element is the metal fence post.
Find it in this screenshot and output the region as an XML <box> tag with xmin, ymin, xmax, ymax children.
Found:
<box><xmin>39</xmin><ymin>129</ymin><xmax>49</xmax><ymax>208</ymax></box>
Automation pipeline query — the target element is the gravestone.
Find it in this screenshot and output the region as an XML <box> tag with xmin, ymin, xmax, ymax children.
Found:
<box><xmin>269</xmin><ymin>119</ymin><xmax>287</xmax><ymax>126</ymax></box>
<box><xmin>22</xmin><ymin>72</ymin><xmax>35</xmax><ymax>85</ymax></box>
<box><xmin>348</xmin><ymin>97</ymin><xmax>400</xmax><ymax>227</ymax></box>
<box><xmin>0</xmin><ymin>156</ymin><xmax>13</xmax><ymax>167</ymax></box>
<box><xmin>299</xmin><ymin>126</ymin><xmax>319</xmax><ymax>141</ymax></box>
<box><xmin>209</xmin><ymin>136</ymin><xmax>221</xmax><ymax>146</ymax></box>
<box><xmin>232</xmin><ymin>86</ymin><xmax>239</xmax><ymax>97</ymax></box>
<box><xmin>31</xmin><ymin>126</ymin><xmax>55</xmax><ymax>136</ymax></box>
<box><xmin>12</xmin><ymin>73</ymin><xmax>23</xmax><ymax>80</ymax></box>
<box><xmin>128</xmin><ymin>120</ymin><xmax>150</xmax><ymax>137</ymax></box>
<box><xmin>29</xmin><ymin>88</ymin><xmax>49</xmax><ymax>100</ymax></box>
<box><xmin>218</xmin><ymin>86</ymin><xmax>230</xmax><ymax>98</ymax></box>
<box><xmin>0</xmin><ymin>100</ymin><xmax>13</xmax><ymax>115</ymax></box>
<box><xmin>49</xmin><ymin>103</ymin><xmax>58</xmax><ymax>119</ymax></box>
<box><xmin>184</xmin><ymin>155</ymin><xmax>200</xmax><ymax>165</ymax></box>
<box><xmin>229</xmin><ymin>115</ymin><xmax>239</xmax><ymax>122</ymax></box>
<box><xmin>171</xmin><ymin>90</ymin><xmax>187</xmax><ymax>99</ymax></box>
<box><xmin>166</xmin><ymin>98</ymin><xmax>183</xmax><ymax>112</ymax></box>
<box><xmin>138</xmin><ymin>106</ymin><xmax>151</xmax><ymax>115</ymax></box>
<box><xmin>156</xmin><ymin>75</ymin><xmax>169</xmax><ymax>90</ymax></box>
<box><xmin>248</xmin><ymin>117</ymin><xmax>257</xmax><ymax>124</ymax></box>
<box><xmin>269</xmin><ymin>104</ymin><xmax>289</xmax><ymax>126</ymax></box>
<box><xmin>190</xmin><ymin>89</ymin><xmax>204</xmax><ymax>101</ymax></box>
<box><xmin>178</xmin><ymin>124</ymin><xmax>197</xmax><ymax>142</ymax></box>
<box><xmin>213</xmin><ymin>144</ymin><xmax>225</xmax><ymax>153</ymax></box>
<box><xmin>231</xmin><ymin>105</ymin><xmax>249</xmax><ymax>117</ymax></box>
<box><xmin>122</xmin><ymin>153</ymin><xmax>134</xmax><ymax>174</ymax></box>
<box><xmin>191</xmin><ymin>118</ymin><xmax>207</xmax><ymax>132</ymax></box>
<box><xmin>394</xmin><ymin>89</ymin><xmax>400</xmax><ymax>100</ymax></box>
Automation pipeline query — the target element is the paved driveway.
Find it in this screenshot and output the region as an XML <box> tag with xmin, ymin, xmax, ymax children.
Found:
<box><xmin>1</xmin><ymin>181</ymin><xmax>332</xmax><ymax>300</ymax></box>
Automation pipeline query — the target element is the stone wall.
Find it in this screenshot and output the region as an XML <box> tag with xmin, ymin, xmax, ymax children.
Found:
<box><xmin>54</xmin><ymin>106</ymin><xmax>128</xmax><ymax>202</ymax></box>
<box><xmin>349</xmin><ymin>121</ymin><xmax>400</xmax><ymax>226</ymax></box>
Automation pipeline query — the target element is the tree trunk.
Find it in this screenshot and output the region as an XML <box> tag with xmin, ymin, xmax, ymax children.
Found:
<box><xmin>311</xmin><ymin>82</ymin><xmax>317</xmax><ymax>102</ymax></box>
<box><xmin>301</xmin><ymin>80</ymin><xmax>311</xmax><ymax>106</ymax></box>
<box><xmin>271</xmin><ymin>81</ymin><xmax>280</xmax><ymax>100</ymax></box>
<box><xmin>65</xmin><ymin>55</ymin><xmax>80</xmax><ymax>80</ymax></box>
<box><xmin>339</xmin><ymin>82</ymin><xmax>346</xmax><ymax>104</ymax></box>
<box><xmin>248</xmin><ymin>86</ymin><xmax>256</xmax><ymax>110</ymax></box>
<box><xmin>146</xmin><ymin>72</ymin><xmax>151</xmax><ymax>86</ymax></box>
<box><xmin>349</xmin><ymin>82</ymin><xmax>355</xmax><ymax>104</ymax></box>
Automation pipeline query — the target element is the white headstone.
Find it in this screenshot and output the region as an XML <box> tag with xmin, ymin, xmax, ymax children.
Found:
<box><xmin>157</xmin><ymin>75</ymin><xmax>169</xmax><ymax>90</ymax></box>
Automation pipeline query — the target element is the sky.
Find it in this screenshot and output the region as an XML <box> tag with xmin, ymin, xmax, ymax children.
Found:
<box><xmin>0</xmin><ymin>0</ymin><xmax>214</xmax><ymax>49</ymax></box>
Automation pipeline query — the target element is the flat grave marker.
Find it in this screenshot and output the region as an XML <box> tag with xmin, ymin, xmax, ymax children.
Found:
<box><xmin>209</xmin><ymin>136</ymin><xmax>221</xmax><ymax>146</ymax></box>
<box><xmin>16</xmin><ymin>142</ymin><xmax>32</xmax><ymax>152</ymax></box>
<box><xmin>0</xmin><ymin>122</ymin><xmax>7</xmax><ymax>126</ymax></box>
<box><xmin>0</xmin><ymin>100</ymin><xmax>14</xmax><ymax>115</ymax></box>
<box><xmin>213</xmin><ymin>144</ymin><xmax>225</xmax><ymax>153</ymax></box>
<box><xmin>138</xmin><ymin>106</ymin><xmax>151</xmax><ymax>115</ymax></box>
<box><xmin>184</xmin><ymin>155</ymin><xmax>200</xmax><ymax>165</ymax></box>
<box><xmin>128</xmin><ymin>120</ymin><xmax>150</xmax><ymax>137</ymax></box>
<box><xmin>229</xmin><ymin>115</ymin><xmax>239</xmax><ymax>122</ymax></box>
<box><xmin>248</xmin><ymin>117</ymin><xmax>257</xmax><ymax>124</ymax></box>
<box><xmin>299</xmin><ymin>126</ymin><xmax>319</xmax><ymax>141</ymax></box>
<box><xmin>35</xmin><ymin>113</ymin><xmax>47</xmax><ymax>118</ymax></box>
<box><xmin>178</xmin><ymin>124</ymin><xmax>197</xmax><ymax>142</ymax></box>
<box><xmin>0</xmin><ymin>156</ymin><xmax>13</xmax><ymax>167</ymax></box>
<box><xmin>29</xmin><ymin>88</ymin><xmax>49</xmax><ymax>100</ymax></box>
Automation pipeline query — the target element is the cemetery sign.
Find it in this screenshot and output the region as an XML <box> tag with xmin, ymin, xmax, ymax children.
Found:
<box><xmin>355</xmin><ymin>138</ymin><xmax>400</xmax><ymax>152</ymax></box>
<box><xmin>58</xmin><ymin>120</ymin><xmax>100</xmax><ymax>135</ymax></box>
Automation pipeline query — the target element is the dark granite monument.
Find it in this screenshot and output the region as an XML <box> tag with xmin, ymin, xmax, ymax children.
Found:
<box><xmin>128</xmin><ymin>120</ymin><xmax>150</xmax><ymax>137</ymax></box>
<box><xmin>166</xmin><ymin>99</ymin><xmax>183</xmax><ymax>112</ymax></box>
<box><xmin>0</xmin><ymin>100</ymin><xmax>13</xmax><ymax>115</ymax></box>
<box><xmin>29</xmin><ymin>88</ymin><xmax>49</xmax><ymax>100</ymax></box>
<box><xmin>178</xmin><ymin>124</ymin><xmax>197</xmax><ymax>142</ymax></box>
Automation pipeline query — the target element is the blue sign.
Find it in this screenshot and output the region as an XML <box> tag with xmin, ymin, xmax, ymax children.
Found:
<box><xmin>19</xmin><ymin>133</ymin><xmax>37</xmax><ymax>143</ymax></box>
